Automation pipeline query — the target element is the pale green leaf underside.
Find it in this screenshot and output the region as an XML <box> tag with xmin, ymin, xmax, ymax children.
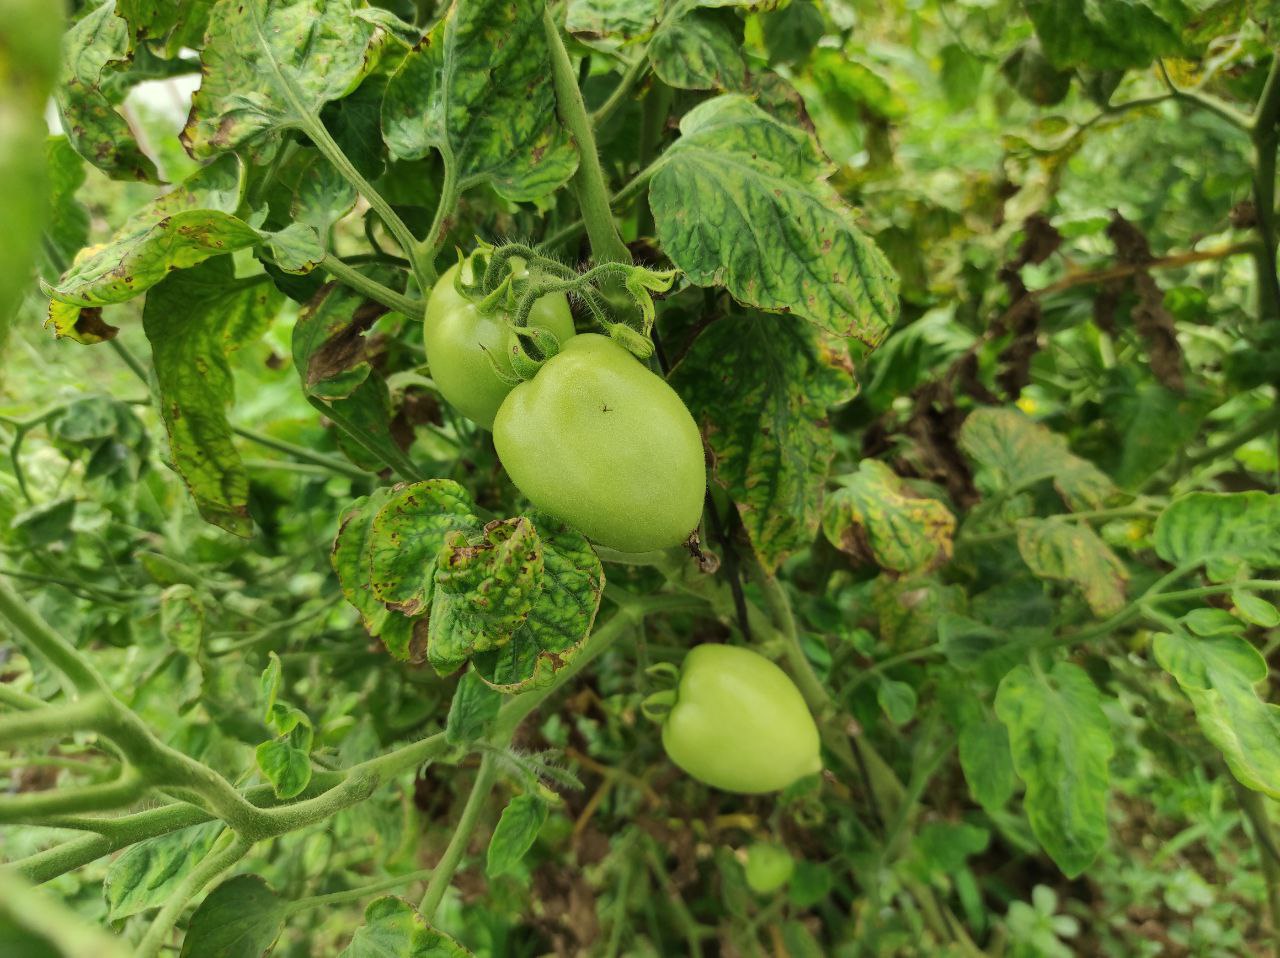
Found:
<box><xmin>995</xmin><ymin>662</ymin><xmax>1113</xmax><ymax>877</ymax></box>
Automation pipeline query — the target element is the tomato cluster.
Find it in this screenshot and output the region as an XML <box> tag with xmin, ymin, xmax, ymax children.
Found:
<box><xmin>425</xmin><ymin>261</ymin><xmax>706</xmax><ymax>554</ymax></box>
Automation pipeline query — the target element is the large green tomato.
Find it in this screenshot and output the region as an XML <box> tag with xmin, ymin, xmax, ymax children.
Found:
<box><xmin>423</xmin><ymin>260</ymin><xmax>575</xmax><ymax>429</ymax></box>
<box><xmin>492</xmin><ymin>334</ymin><xmax>705</xmax><ymax>553</ymax></box>
<box><xmin>660</xmin><ymin>644</ymin><xmax>821</xmax><ymax>794</ymax></box>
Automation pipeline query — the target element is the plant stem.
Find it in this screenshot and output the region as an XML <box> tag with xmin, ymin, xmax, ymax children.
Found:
<box><xmin>134</xmin><ymin>833</ymin><xmax>252</xmax><ymax>958</ymax></box>
<box><xmin>1234</xmin><ymin>781</ymin><xmax>1280</xmax><ymax>936</ymax></box>
<box><xmin>1249</xmin><ymin>51</ymin><xmax>1280</xmax><ymax>321</ymax></box>
<box><xmin>417</xmin><ymin>752</ymin><xmax>498</xmax><ymax>917</ymax></box>
<box><xmin>283</xmin><ymin>867</ymin><xmax>436</xmax><ymax>917</ymax></box>
<box><xmin>322</xmin><ymin>256</ymin><xmax>424</xmax><ymax>317</ymax></box>
<box><xmin>543</xmin><ymin>6</ymin><xmax>631</xmax><ymax>265</ymax></box>
<box><xmin>414</xmin><ymin>161</ymin><xmax>459</xmax><ymax>284</ymax></box>
<box><xmin>298</xmin><ymin>116</ymin><xmax>424</xmax><ymax>288</ymax></box>
<box><xmin>232</xmin><ymin>425</ymin><xmax>371</xmax><ymax>482</ymax></box>
<box><xmin>592</xmin><ymin>51</ymin><xmax>648</xmax><ymax>127</ymax></box>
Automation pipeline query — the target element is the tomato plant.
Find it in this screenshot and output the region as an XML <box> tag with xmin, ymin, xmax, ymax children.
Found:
<box><xmin>3</xmin><ymin>0</ymin><xmax>1280</xmax><ymax>955</ymax></box>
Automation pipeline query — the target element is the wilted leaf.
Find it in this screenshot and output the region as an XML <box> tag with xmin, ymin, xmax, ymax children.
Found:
<box><xmin>823</xmin><ymin>460</ymin><xmax>955</xmax><ymax>575</ymax></box>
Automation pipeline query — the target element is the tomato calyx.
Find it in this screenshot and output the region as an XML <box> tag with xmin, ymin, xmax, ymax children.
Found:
<box><xmin>640</xmin><ymin>661</ymin><xmax>682</xmax><ymax>721</ymax></box>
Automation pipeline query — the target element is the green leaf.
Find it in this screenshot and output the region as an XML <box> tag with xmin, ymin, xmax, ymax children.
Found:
<box><xmin>995</xmin><ymin>662</ymin><xmax>1113</xmax><ymax>877</ymax></box>
<box><xmin>959</xmin><ymin>710</ymin><xmax>1016</xmax><ymax>813</ymax></box>
<box><xmin>650</xmin><ymin>94</ymin><xmax>899</xmax><ymax>346</ymax></box>
<box><xmin>1234</xmin><ymin>590</ymin><xmax>1280</xmax><ymax>628</ymax></box>
<box><xmin>382</xmin><ymin>0</ymin><xmax>578</xmax><ymax>202</ymax></box>
<box><xmin>182</xmin><ymin>0</ymin><xmax>391</xmax><ymax>158</ymax></box>
<box><xmin>54</xmin><ymin>2</ymin><xmax>161</xmax><ymax>183</ymax></box>
<box><xmin>669</xmin><ymin>311</ymin><xmax>857</xmax><ymax>571</ymax></box>
<box><xmin>1024</xmin><ymin>0</ymin><xmax>1189</xmax><ymax>70</ymax></box>
<box><xmin>446</xmin><ymin>670</ymin><xmax>503</xmax><ymax>745</ymax></box>
<box><xmin>339</xmin><ymin>896</ymin><xmax>472</xmax><ymax>957</ymax></box>
<box><xmin>1153</xmin><ymin>492</ymin><xmax>1280</xmax><ymax>582</ymax></box>
<box><xmin>1015</xmin><ymin>518</ymin><xmax>1128</xmax><ymax>616</ymax></box>
<box><xmin>486</xmin><ymin>793</ymin><xmax>549</xmax><ymax>877</ymax></box>
<box><xmin>104</xmin><ymin>821</ymin><xmax>223</xmax><ymax>921</ymax></box>
<box><xmin>1154</xmin><ymin>626</ymin><xmax>1280</xmax><ymax>798</ymax></box>
<box><xmin>37</xmin><ymin>137</ymin><xmax>90</xmax><ymax>284</ymax></box>
<box><xmin>264</xmin><ymin>223</ymin><xmax>325</xmax><ymax>275</ymax></box>
<box><xmin>876</xmin><ymin>677</ymin><xmax>917</xmax><ymax>726</ymax></box>
<box><xmin>142</xmin><ymin>259</ymin><xmax>283</xmax><ymax>536</ymax></box>
<box><xmin>960</xmin><ymin>408</ymin><xmax>1116</xmax><ymax>511</ymax></box>
<box><xmin>649</xmin><ymin>9</ymin><xmax>746</xmax><ymax>92</ymax></box>
<box><xmin>46</xmin><ymin>156</ymin><xmax>253</xmax><ymax>338</ymax></box>
<box><xmin>823</xmin><ymin>460</ymin><xmax>955</xmax><ymax>574</ymax></box>
<box><xmin>160</xmin><ymin>585</ymin><xmax>204</xmax><ymax>658</ymax></box>
<box><xmin>179</xmin><ymin>875</ymin><xmax>286</xmax><ymax>958</ymax></box>
<box><xmin>256</xmin><ymin>720</ymin><xmax>314</xmax><ymax>799</ymax></box>
<box><xmin>1106</xmin><ymin>381</ymin><xmax>1211</xmax><ymax>488</ymax></box>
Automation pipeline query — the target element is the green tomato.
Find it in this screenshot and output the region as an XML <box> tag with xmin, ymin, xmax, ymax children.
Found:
<box><xmin>744</xmin><ymin>843</ymin><xmax>796</xmax><ymax>894</ymax></box>
<box><xmin>660</xmin><ymin>644</ymin><xmax>822</xmax><ymax>794</ymax></box>
<box><xmin>492</xmin><ymin>334</ymin><xmax>705</xmax><ymax>553</ymax></box>
<box><xmin>423</xmin><ymin>259</ymin><xmax>575</xmax><ymax>429</ymax></box>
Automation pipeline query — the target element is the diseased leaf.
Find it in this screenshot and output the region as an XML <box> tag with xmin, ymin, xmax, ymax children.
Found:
<box><xmin>823</xmin><ymin>460</ymin><xmax>955</xmax><ymax>575</ymax></box>
<box><xmin>55</xmin><ymin>2</ymin><xmax>161</xmax><ymax>183</ymax></box>
<box><xmin>565</xmin><ymin>0</ymin><xmax>660</xmax><ymax>38</ymax></box>
<box><xmin>960</xmin><ymin>408</ymin><xmax>1115</xmax><ymax>511</ymax></box>
<box><xmin>651</xmin><ymin>95</ymin><xmax>898</xmax><ymax>345</ymax></box>
<box><xmin>428</xmin><ymin>518</ymin><xmax>545</xmax><ymax>675</ymax></box>
<box><xmin>331</xmin><ymin>488</ymin><xmax>425</xmax><ymax>661</ymax></box>
<box><xmin>382</xmin><ymin>0</ymin><xmax>578</xmax><ymax>203</ymax></box>
<box><xmin>46</xmin><ymin>156</ymin><xmax>253</xmax><ymax>339</ymax></box>
<box><xmin>1016</xmin><ymin>518</ymin><xmax>1128</xmax><ymax>616</ymax></box>
<box><xmin>649</xmin><ymin>9</ymin><xmax>746</xmax><ymax>92</ymax></box>
<box><xmin>1154</xmin><ymin>492</ymin><xmax>1280</xmax><ymax>583</ymax></box>
<box><xmin>182</xmin><ymin>0</ymin><xmax>390</xmax><ymax>159</ymax></box>
<box><xmin>669</xmin><ymin>311</ymin><xmax>857</xmax><ymax>571</ymax></box>
<box><xmin>995</xmin><ymin>662</ymin><xmax>1113</xmax><ymax>877</ymax></box>
<box><xmin>142</xmin><ymin>259</ymin><xmax>282</xmax><ymax>536</ymax></box>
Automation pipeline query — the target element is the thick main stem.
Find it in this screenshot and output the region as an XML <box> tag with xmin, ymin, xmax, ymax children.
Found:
<box><xmin>543</xmin><ymin>6</ymin><xmax>631</xmax><ymax>265</ymax></box>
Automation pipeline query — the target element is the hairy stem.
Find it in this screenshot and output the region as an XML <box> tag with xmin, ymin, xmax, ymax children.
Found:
<box><xmin>543</xmin><ymin>6</ymin><xmax>631</xmax><ymax>265</ymax></box>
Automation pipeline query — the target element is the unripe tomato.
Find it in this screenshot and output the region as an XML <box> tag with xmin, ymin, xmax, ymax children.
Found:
<box><xmin>660</xmin><ymin>644</ymin><xmax>822</xmax><ymax>793</ymax></box>
<box><xmin>744</xmin><ymin>843</ymin><xmax>795</xmax><ymax>894</ymax></box>
<box><xmin>492</xmin><ymin>334</ymin><xmax>705</xmax><ymax>553</ymax></box>
<box><xmin>423</xmin><ymin>259</ymin><xmax>575</xmax><ymax>429</ymax></box>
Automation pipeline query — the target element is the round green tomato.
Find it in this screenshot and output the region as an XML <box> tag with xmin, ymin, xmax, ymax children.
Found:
<box><xmin>423</xmin><ymin>260</ymin><xmax>575</xmax><ymax>429</ymax></box>
<box><xmin>661</xmin><ymin>644</ymin><xmax>822</xmax><ymax>794</ymax></box>
<box><xmin>744</xmin><ymin>843</ymin><xmax>795</xmax><ymax>894</ymax></box>
<box><xmin>492</xmin><ymin>334</ymin><xmax>705</xmax><ymax>553</ymax></box>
